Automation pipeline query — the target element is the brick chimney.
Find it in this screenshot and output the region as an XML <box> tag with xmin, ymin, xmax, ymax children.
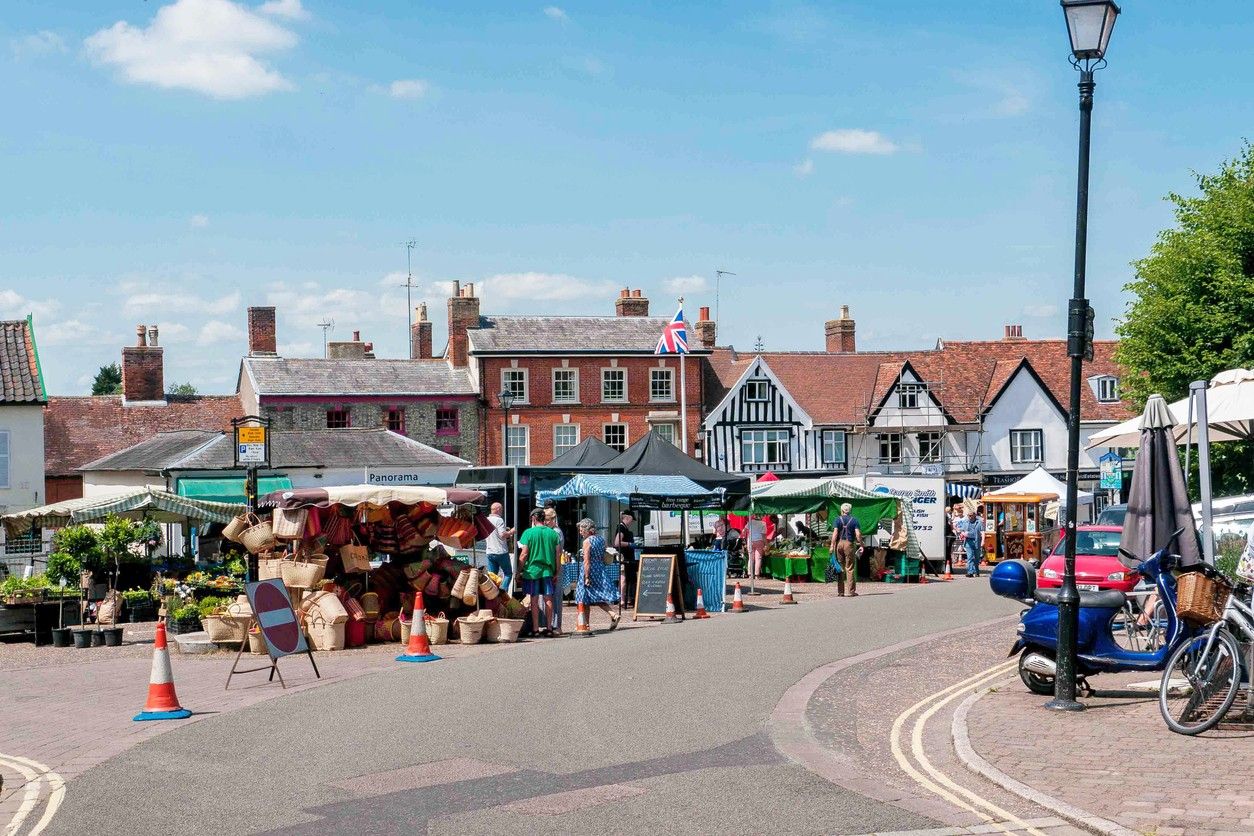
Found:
<box><xmin>410</xmin><ymin>303</ymin><xmax>433</xmax><ymax>359</ymax></box>
<box><xmin>247</xmin><ymin>306</ymin><xmax>278</xmax><ymax>356</ymax></box>
<box><xmin>615</xmin><ymin>288</ymin><xmax>650</xmax><ymax>317</ymax></box>
<box><xmin>825</xmin><ymin>305</ymin><xmax>856</xmax><ymax>353</ymax></box>
<box><xmin>122</xmin><ymin>324</ymin><xmax>164</xmax><ymax>403</ymax></box>
<box><xmin>327</xmin><ymin>329</ymin><xmax>368</xmax><ymax>360</ymax></box>
<box><xmin>447</xmin><ymin>281</ymin><xmax>481</xmax><ymax>367</ymax></box>
<box><xmin>695</xmin><ymin>305</ymin><xmax>716</xmax><ymax>349</ymax></box>
<box><xmin>1003</xmin><ymin>324</ymin><xmax>1025</xmax><ymax>341</ymax></box>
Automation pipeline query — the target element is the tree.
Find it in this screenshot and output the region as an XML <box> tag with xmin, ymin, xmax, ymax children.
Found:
<box><xmin>167</xmin><ymin>382</ymin><xmax>198</xmax><ymax>397</ymax></box>
<box><xmin>91</xmin><ymin>362</ymin><xmax>122</xmax><ymax>395</ymax></box>
<box><xmin>1116</xmin><ymin>142</ymin><xmax>1254</xmax><ymax>496</ymax></box>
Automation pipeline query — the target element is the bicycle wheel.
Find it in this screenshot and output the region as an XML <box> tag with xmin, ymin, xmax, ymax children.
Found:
<box><xmin>1159</xmin><ymin>628</ymin><xmax>1241</xmax><ymax>736</ymax></box>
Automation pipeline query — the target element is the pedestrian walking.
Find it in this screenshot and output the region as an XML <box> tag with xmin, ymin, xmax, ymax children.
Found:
<box><xmin>544</xmin><ymin>506</ymin><xmax>565</xmax><ymax>632</ymax></box>
<box><xmin>745</xmin><ymin>515</ymin><xmax>767</xmax><ymax>581</ymax></box>
<box><xmin>576</xmin><ymin>519</ymin><xmax>620</xmax><ymax>631</ymax></box>
<box><xmin>958</xmin><ymin>508</ymin><xmax>984</xmax><ymax>577</ymax></box>
<box><xmin>615</xmin><ymin>511</ymin><xmax>638</xmax><ymax>606</ymax></box>
<box><xmin>519</xmin><ymin>509</ymin><xmax>561</xmax><ymax>636</ymax></box>
<box><xmin>484</xmin><ymin>501</ymin><xmax>515</xmax><ymax>593</ymax></box>
<box><xmin>829</xmin><ymin>503</ymin><xmax>862</xmax><ymax>597</ymax></box>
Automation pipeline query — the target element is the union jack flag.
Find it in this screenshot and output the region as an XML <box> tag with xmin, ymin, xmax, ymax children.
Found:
<box><xmin>655</xmin><ymin>305</ymin><xmax>688</xmax><ymax>355</ymax></box>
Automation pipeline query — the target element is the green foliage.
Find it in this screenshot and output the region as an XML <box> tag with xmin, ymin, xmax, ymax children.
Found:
<box><xmin>1115</xmin><ymin>142</ymin><xmax>1254</xmax><ymax>497</ymax></box>
<box><xmin>50</xmin><ymin>525</ymin><xmax>102</xmax><ymax>576</ymax></box>
<box><xmin>166</xmin><ymin>382</ymin><xmax>198</xmax><ymax>398</ymax></box>
<box><xmin>1</xmin><ymin>574</ymin><xmax>52</xmax><ymax>596</ymax></box>
<box><xmin>1215</xmin><ymin>532</ymin><xmax>1247</xmax><ymax>582</ymax></box>
<box><xmin>122</xmin><ymin>588</ymin><xmax>153</xmax><ymax>606</ymax></box>
<box><xmin>172</xmin><ymin>603</ymin><xmax>200</xmax><ymax>621</ymax></box>
<box><xmin>91</xmin><ymin>362</ymin><xmax>122</xmax><ymax>395</ymax></box>
<box><xmin>97</xmin><ymin>515</ymin><xmax>147</xmax><ymax>565</ymax></box>
<box><xmin>46</xmin><ymin>551</ymin><xmax>82</xmax><ymax>586</ymax></box>
<box><xmin>196</xmin><ymin>595</ymin><xmax>227</xmax><ymax>617</ymax></box>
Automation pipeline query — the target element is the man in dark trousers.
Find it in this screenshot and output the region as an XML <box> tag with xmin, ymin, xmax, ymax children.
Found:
<box><xmin>829</xmin><ymin>502</ymin><xmax>863</xmax><ymax>597</ymax></box>
<box><xmin>615</xmin><ymin>510</ymin><xmax>638</xmax><ymax>607</ymax></box>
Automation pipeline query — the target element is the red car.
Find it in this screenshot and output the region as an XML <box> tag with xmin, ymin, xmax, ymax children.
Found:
<box><xmin>1036</xmin><ymin>525</ymin><xmax>1138</xmax><ymax>593</ymax></box>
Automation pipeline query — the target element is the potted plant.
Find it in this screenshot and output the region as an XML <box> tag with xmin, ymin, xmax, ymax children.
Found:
<box><xmin>123</xmin><ymin>588</ymin><xmax>155</xmax><ymax>622</ymax></box>
<box><xmin>169</xmin><ymin>603</ymin><xmax>202</xmax><ymax>635</ymax></box>
<box><xmin>50</xmin><ymin>578</ymin><xmax>74</xmax><ymax>647</ymax></box>
<box><xmin>48</xmin><ymin>525</ymin><xmax>102</xmax><ymax>646</ymax></box>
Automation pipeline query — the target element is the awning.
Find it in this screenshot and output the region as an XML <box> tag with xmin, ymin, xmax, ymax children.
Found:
<box><xmin>178</xmin><ymin>476</ymin><xmax>292</xmax><ymax>505</ymax></box>
<box><xmin>537</xmin><ymin>474</ymin><xmax>727</xmax><ymax>510</ymax></box>
<box><xmin>259</xmin><ymin>484</ymin><xmax>485</xmax><ymax>509</ymax></box>
<box><xmin>751</xmin><ymin>477</ymin><xmax>920</xmax><ymax>560</ymax></box>
<box><xmin>3</xmin><ymin>488</ymin><xmax>243</xmax><ymax>536</ymax></box>
<box><xmin>946</xmin><ymin>483</ymin><xmax>983</xmax><ymax>499</ymax></box>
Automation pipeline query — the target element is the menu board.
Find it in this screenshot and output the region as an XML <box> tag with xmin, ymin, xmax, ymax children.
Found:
<box><xmin>633</xmin><ymin>554</ymin><xmax>683</xmax><ymax>620</ymax></box>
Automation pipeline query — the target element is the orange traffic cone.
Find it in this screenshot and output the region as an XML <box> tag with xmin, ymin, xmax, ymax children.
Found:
<box><xmin>731</xmin><ymin>582</ymin><xmax>745</xmax><ymax>613</ymax></box>
<box><xmin>663</xmin><ymin>594</ymin><xmax>678</xmax><ymax>623</ymax></box>
<box><xmin>780</xmin><ymin>579</ymin><xmax>798</xmax><ymax>605</ymax></box>
<box><xmin>919</xmin><ymin>564</ymin><xmax>930</xmax><ymax>584</ymax></box>
<box><xmin>943</xmin><ymin>556</ymin><xmax>953</xmax><ymax>582</ymax></box>
<box><xmin>693</xmin><ymin>588</ymin><xmax>710</xmax><ymax>619</ymax></box>
<box><xmin>134</xmin><ymin>620</ymin><xmax>191</xmax><ymax>721</ymax></box>
<box><xmin>572</xmin><ymin>602</ymin><xmax>593</xmax><ymax>638</ymax></box>
<box><xmin>396</xmin><ymin>590</ymin><xmax>441</xmax><ymax>663</ymax></box>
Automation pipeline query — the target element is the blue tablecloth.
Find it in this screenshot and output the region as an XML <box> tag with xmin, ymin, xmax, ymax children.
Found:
<box><xmin>560</xmin><ymin>562</ymin><xmax>621</xmax><ymax>603</ymax></box>
<box><xmin>685</xmin><ymin>549</ymin><xmax>727</xmax><ymax>613</ymax></box>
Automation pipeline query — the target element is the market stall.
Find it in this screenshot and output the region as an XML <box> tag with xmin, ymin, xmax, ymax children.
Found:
<box><xmin>979</xmin><ymin>492</ymin><xmax>1058</xmax><ymax>564</ymax></box>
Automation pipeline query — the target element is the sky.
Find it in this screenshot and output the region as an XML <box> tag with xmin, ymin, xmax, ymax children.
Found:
<box><xmin>3</xmin><ymin>1</ymin><xmax>1252</xmax><ymax>395</ymax></box>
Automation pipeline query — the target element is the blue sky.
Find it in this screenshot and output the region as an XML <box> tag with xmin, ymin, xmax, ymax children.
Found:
<box><xmin>3</xmin><ymin>1</ymin><xmax>1252</xmax><ymax>394</ymax></box>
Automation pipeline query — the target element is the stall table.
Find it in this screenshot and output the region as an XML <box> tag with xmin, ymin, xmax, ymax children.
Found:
<box><xmin>764</xmin><ymin>547</ymin><xmax>831</xmax><ymax>583</ymax></box>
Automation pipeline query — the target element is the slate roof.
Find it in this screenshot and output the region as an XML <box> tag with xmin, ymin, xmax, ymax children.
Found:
<box><xmin>0</xmin><ymin>319</ymin><xmax>46</xmax><ymax>404</ymax></box>
<box><xmin>171</xmin><ymin>428</ymin><xmax>468</xmax><ymax>470</ymax></box>
<box><xmin>44</xmin><ymin>396</ymin><xmax>244</xmax><ymax>477</ymax></box>
<box><xmin>79</xmin><ymin>430</ymin><xmax>222</xmax><ymax>472</ymax></box>
<box><xmin>243</xmin><ymin>357</ymin><xmax>476</xmax><ymax>397</ymax></box>
<box><xmin>467</xmin><ymin>316</ymin><xmax>707</xmax><ymax>354</ymax></box>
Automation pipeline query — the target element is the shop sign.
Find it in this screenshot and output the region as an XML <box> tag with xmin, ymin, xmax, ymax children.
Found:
<box><xmin>236</xmin><ymin>425</ymin><xmax>267</xmax><ymax>465</ymax></box>
<box><xmin>864</xmin><ymin>475</ymin><xmax>945</xmax><ymax>559</ymax></box>
<box><xmin>1099</xmin><ymin>452</ymin><xmax>1123</xmax><ymax>490</ymax></box>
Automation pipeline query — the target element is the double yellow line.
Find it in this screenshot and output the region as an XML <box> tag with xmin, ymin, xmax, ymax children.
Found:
<box><xmin>889</xmin><ymin>661</ymin><xmax>1044</xmax><ymax>836</ymax></box>
<box><xmin>0</xmin><ymin>752</ymin><xmax>64</xmax><ymax>836</ymax></box>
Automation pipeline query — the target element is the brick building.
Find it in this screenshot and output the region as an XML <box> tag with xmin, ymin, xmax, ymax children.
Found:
<box><xmin>447</xmin><ymin>284</ymin><xmax>708</xmax><ymax>466</ymax></box>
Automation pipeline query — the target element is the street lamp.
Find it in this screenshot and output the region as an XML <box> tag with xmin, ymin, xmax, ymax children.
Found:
<box><xmin>498</xmin><ymin>388</ymin><xmax>515</xmax><ymax>465</ymax></box>
<box><xmin>1047</xmin><ymin>0</ymin><xmax>1119</xmax><ymax>713</ymax></box>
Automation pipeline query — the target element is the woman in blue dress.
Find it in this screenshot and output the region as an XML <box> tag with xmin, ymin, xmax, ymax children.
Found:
<box><xmin>576</xmin><ymin>518</ymin><xmax>620</xmax><ymax>631</ymax></box>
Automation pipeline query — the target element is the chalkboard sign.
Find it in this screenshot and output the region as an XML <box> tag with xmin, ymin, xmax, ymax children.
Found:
<box><xmin>633</xmin><ymin>554</ymin><xmax>685</xmax><ymax>620</ymax></box>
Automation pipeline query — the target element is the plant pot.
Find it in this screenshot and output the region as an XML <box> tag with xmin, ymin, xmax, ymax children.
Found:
<box><xmin>102</xmin><ymin>627</ymin><xmax>124</xmax><ymax>647</ymax></box>
<box><xmin>72</xmin><ymin>629</ymin><xmax>93</xmax><ymax>649</ymax></box>
<box><xmin>51</xmin><ymin>627</ymin><xmax>74</xmax><ymax>647</ymax></box>
<box><xmin>90</xmin><ymin>630</ymin><xmax>106</xmax><ymax>647</ymax></box>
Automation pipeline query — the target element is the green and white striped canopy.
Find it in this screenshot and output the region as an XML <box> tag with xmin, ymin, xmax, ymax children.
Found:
<box><xmin>2</xmin><ymin>487</ymin><xmax>242</xmax><ymax>536</ymax></box>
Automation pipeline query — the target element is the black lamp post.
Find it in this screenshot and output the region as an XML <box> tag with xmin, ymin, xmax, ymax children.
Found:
<box><xmin>498</xmin><ymin>389</ymin><xmax>515</xmax><ymax>465</ymax></box>
<box><xmin>1047</xmin><ymin>0</ymin><xmax>1119</xmax><ymax>712</ymax></box>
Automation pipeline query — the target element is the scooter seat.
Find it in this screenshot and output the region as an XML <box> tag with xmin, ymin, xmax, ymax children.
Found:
<box><xmin>1033</xmin><ymin>587</ymin><xmax>1126</xmax><ymax>609</ymax></box>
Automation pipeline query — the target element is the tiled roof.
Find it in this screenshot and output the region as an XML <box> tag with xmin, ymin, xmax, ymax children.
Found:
<box><xmin>467</xmin><ymin>316</ymin><xmax>705</xmax><ymax>354</ymax></box>
<box><xmin>0</xmin><ymin>319</ymin><xmax>45</xmax><ymax>404</ymax></box>
<box><xmin>243</xmin><ymin>358</ymin><xmax>476</xmax><ymax>397</ymax></box>
<box><xmin>44</xmin><ymin>396</ymin><xmax>244</xmax><ymax>476</ymax></box>
<box><xmin>171</xmin><ymin>428</ymin><xmax>468</xmax><ymax>470</ymax></box>
<box><xmin>78</xmin><ymin>430</ymin><xmax>223</xmax><ymax>472</ymax></box>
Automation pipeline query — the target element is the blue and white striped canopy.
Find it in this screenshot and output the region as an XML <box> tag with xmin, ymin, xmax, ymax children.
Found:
<box><xmin>537</xmin><ymin>474</ymin><xmax>722</xmax><ymax>505</ymax></box>
<box><xmin>946</xmin><ymin>483</ymin><xmax>983</xmax><ymax>499</ymax></box>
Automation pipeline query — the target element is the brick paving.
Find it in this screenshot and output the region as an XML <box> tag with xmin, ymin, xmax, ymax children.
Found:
<box><xmin>966</xmin><ymin>670</ymin><xmax>1254</xmax><ymax>836</ymax></box>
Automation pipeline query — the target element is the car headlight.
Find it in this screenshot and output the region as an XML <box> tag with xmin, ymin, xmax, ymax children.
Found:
<box><xmin>1042</xmin><ymin>568</ymin><xmax>1059</xmax><ymax>579</ymax></box>
<box><xmin>1106</xmin><ymin>571</ymin><xmax>1125</xmax><ymax>582</ymax></box>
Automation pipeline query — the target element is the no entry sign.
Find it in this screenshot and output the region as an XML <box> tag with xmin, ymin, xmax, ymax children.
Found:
<box><xmin>247</xmin><ymin>579</ymin><xmax>306</xmax><ymax>659</ymax></box>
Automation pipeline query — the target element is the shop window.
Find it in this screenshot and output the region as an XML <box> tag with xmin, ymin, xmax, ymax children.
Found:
<box><xmin>650</xmin><ymin>368</ymin><xmax>675</xmax><ymax>402</ymax></box>
<box><xmin>601</xmin><ymin>369</ymin><xmax>626</xmax><ymax>403</ymax></box>
<box><xmin>744</xmin><ymin>380</ymin><xmax>769</xmax><ymax>402</ymax></box>
<box><xmin>603</xmin><ymin>423</ymin><xmax>628</xmax><ymax>452</ymax></box>
<box><xmin>435</xmin><ymin>407</ymin><xmax>458</xmax><ymax>436</ymax></box>
<box><xmin>918</xmin><ymin>432</ymin><xmax>944</xmax><ymax>463</ymax></box>
<box><xmin>1097</xmin><ymin>376</ymin><xmax>1119</xmax><ymax>402</ymax></box>
<box><xmin>878</xmin><ymin>433</ymin><xmax>902</xmax><ymax>464</ymax></box>
<box><xmin>4</xmin><ymin>525</ymin><xmax>41</xmax><ymax>556</ymax></box>
<box><xmin>898</xmin><ymin>383</ymin><xmax>925</xmax><ymax>410</ymax></box>
<box><xmin>1010</xmin><ymin>429</ymin><xmax>1043</xmax><ymax>463</ymax></box>
<box><xmin>553</xmin><ymin>424</ymin><xmax>580</xmax><ymax>457</ymax></box>
<box><xmin>326</xmin><ymin>408</ymin><xmax>350</xmax><ymax>429</ymax></box>
<box><xmin>821</xmin><ymin>429</ymin><xmax>846</xmax><ymax>467</ymax></box>
<box><xmin>502</xmin><ymin>368</ymin><xmax>528</xmax><ymax>404</ymax></box>
<box><xmin>741</xmin><ymin>429</ymin><xmax>789</xmax><ymax>466</ymax></box>
<box><xmin>506</xmin><ymin>426</ymin><xmax>529</xmax><ymax>466</ymax></box>
<box><xmin>385</xmin><ymin>407</ymin><xmax>406</xmax><ymax>434</ymax></box>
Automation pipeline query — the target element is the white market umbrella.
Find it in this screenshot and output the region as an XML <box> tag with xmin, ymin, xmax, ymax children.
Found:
<box><xmin>1087</xmin><ymin>368</ymin><xmax>1254</xmax><ymax>449</ymax></box>
<box><xmin>986</xmin><ymin>465</ymin><xmax>1093</xmax><ymax>506</ymax></box>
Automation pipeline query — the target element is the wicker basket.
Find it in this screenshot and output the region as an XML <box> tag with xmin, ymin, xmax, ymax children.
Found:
<box><xmin>202</xmin><ymin>613</ymin><xmax>248</xmax><ymax>643</ymax></box>
<box><xmin>495</xmin><ymin>617</ymin><xmax>524</xmax><ymax>643</ymax></box>
<box><xmin>240</xmin><ymin>514</ymin><xmax>276</xmax><ymax>554</ymax></box>
<box><xmin>258</xmin><ymin>556</ymin><xmax>284</xmax><ymax>581</ymax></box>
<box><xmin>456</xmin><ymin>616</ymin><xmax>485</xmax><ymax>645</ymax></box>
<box><xmin>222</xmin><ymin>514</ymin><xmax>250</xmax><ymax>543</ymax></box>
<box><xmin>247</xmin><ymin>629</ymin><xmax>267</xmax><ymax>654</ymax></box>
<box><xmin>281</xmin><ymin>555</ymin><xmax>328</xmax><ymax>589</ymax></box>
<box><xmin>1176</xmin><ymin>571</ymin><xmax>1229</xmax><ymax>627</ymax></box>
<box><xmin>424</xmin><ymin>613</ymin><xmax>449</xmax><ymax>645</ymax></box>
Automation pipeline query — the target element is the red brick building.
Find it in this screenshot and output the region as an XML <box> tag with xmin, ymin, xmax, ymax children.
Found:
<box><xmin>446</xmin><ymin>284</ymin><xmax>709</xmax><ymax>466</ymax></box>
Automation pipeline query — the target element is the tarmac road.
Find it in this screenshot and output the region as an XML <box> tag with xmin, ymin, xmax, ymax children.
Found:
<box><xmin>48</xmin><ymin>581</ymin><xmax>1021</xmax><ymax>835</ymax></box>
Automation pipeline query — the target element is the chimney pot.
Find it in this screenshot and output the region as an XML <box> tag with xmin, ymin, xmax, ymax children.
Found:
<box><xmin>825</xmin><ymin>306</ymin><xmax>856</xmax><ymax>353</ymax></box>
<box><xmin>147</xmin><ymin>325</ymin><xmax>159</xmax><ymax>347</ymax></box>
<box><xmin>632</xmin><ymin>289</ymin><xmax>641</xmax><ymax>298</ymax></box>
<box><xmin>615</xmin><ymin>288</ymin><xmax>650</xmax><ymax>317</ymax></box>
<box><xmin>247</xmin><ymin>306</ymin><xmax>278</xmax><ymax>356</ymax></box>
<box><xmin>840</xmin><ymin>304</ymin><xmax>850</xmax><ymax>320</ymax></box>
<box><xmin>699</xmin><ymin>306</ymin><xmax>710</xmax><ymax>322</ymax></box>
<box><xmin>121</xmin><ymin>330</ymin><xmax>164</xmax><ymax>402</ymax></box>
<box><xmin>620</xmin><ymin>288</ymin><xmax>629</xmax><ymax>299</ymax></box>
<box><xmin>411</xmin><ymin>303</ymin><xmax>434</xmax><ymax>359</ymax></box>
<box><xmin>352</xmin><ymin>330</ymin><xmax>361</xmax><ymax>342</ymax></box>
<box><xmin>418</xmin><ymin>303</ymin><xmax>428</xmax><ymax>322</ymax></box>
<box><xmin>136</xmin><ymin>325</ymin><xmax>147</xmax><ymax>347</ymax></box>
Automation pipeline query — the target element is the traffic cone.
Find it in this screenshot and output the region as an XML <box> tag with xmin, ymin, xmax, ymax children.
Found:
<box><xmin>572</xmin><ymin>602</ymin><xmax>593</xmax><ymax>638</ymax></box>
<box><xmin>396</xmin><ymin>590</ymin><xmax>441</xmax><ymax>663</ymax></box>
<box><xmin>918</xmin><ymin>569</ymin><xmax>929</xmax><ymax>585</ymax></box>
<box><xmin>731</xmin><ymin>582</ymin><xmax>745</xmax><ymax>613</ymax></box>
<box><xmin>133</xmin><ymin>620</ymin><xmax>192</xmax><ymax>721</ymax></box>
<box><xmin>780</xmin><ymin>579</ymin><xmax>797</xmax><ymax>605</ymax></box>
<box><xmin>663</xmin><ymin>594</ymin><xmax>678</xmax><ymax>623</ymax></box>
<box><xmin>693</xmin><ymin>588</ymin><xmax>710</xmax><ymax>619</ymax></box>
<box><xmin>943</xmin><ymin>556</ymin><xmax>953</xmax><ymax>582</ymax></box>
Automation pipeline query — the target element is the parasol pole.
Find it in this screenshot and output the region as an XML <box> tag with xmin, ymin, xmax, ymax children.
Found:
<box><xmin>1191</xmin><ymin>380</ymin><xmax>1215</xmax><ymax>564</ymax></box>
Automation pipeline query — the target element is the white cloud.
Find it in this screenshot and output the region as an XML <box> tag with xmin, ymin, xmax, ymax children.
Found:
<box><xmin>543</xmin><ymin>6</ymin><xmax>569</xmax><ymax>22</ymax></box>
<box><xmin>40</xmin><ymin>320</ymin><xmax>99</xmax><ymax>346</ymax></box>
<box><xmin>189</xmin><ymin>213</ymin><xmax>210</xmax><ymax>228</ymax></box>
<box><xmin>1023</xmin><ymin>303</ymin><xmax>1059</xmax><ymax>319</ymax></box>
<box><xmin>663</xmin><ymin>275</ymin><xmax>709</xmax><ymax>294</ymax></box>
<box><xmin>388</xmin><ymin>79</ymin><xmax>429</xmax><ymax>99</ymax></box>
<box><xmin>810</xmin><ymin>129</ymin><xmax>898</xmax><ymax>155</ymax></box>
<box><xmin>156</xmin><ymin>322</ymin><xmax>194</xmax><ymax>343</ymax></box>
<box><xmin>478</xmin><ymin>272</ymin><xmax>615</xmax><ymax>302</ymax></box>
<box><xmin>197</xmin><ymin>319</ymin><xmax>245</xmax><ymax>345</ymax></box>
<box><xmin>11</xmin><ymin>31</ymin><xmax>67</xmax><ymax>58</ymax></box>
<box><xmin>84</xmin><ymin>0</ymin><xmax>299</xmax><ymax>100</ymax></box>
<box><xmin>0</xmin><ymin>290</ymin><xmax>60</xmax><ymax>321</ymax></box>
<box><xmin>123</xmin><ymin>288</ymin><xmax>241</xmax><ymax>316</ymax></box>
<box><xmin>793</xmin><ymin>158</ymin><xmax>814</xmax><ymax>177</ymax></box>
<box><xmin>259</xmin><ymin>0</ymin><xmax>309</xmax><ymax>20</ymax></box>
<box><xmin>995</xmin><ymin>89</ymin><xmax>1030</xmax><ymax>117</ymax></box>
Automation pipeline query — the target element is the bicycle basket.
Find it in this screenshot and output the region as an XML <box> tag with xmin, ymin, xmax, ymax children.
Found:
<box><xmin>1175</xmin><ymin>571</ymin><xmax>1229</xmax><ymax>627</ymax></box>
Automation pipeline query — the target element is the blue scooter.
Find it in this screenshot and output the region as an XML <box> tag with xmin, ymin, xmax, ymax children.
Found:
<box><xmin>990</xmin><ymin>529</ymin><xmax>1194</xmax><ymax>695</ymax></box>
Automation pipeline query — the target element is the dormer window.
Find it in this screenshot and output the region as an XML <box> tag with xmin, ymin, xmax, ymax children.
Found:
<box><xmin>745</xmin><ymin>380</ymin><xmax>769</xmax><ymax>402</ymax></box>
<box><xmin>898</xmin><ymin>383</ymin><xmax>925</xmax><ymax>410</ymax></box>
<box><xmin>1097</xmin><ymin>376</ymin><xmax>1119</xmax><ymax>403</ymax></box>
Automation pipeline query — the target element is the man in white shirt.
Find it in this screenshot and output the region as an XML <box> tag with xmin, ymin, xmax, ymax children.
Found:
<box><xmin>484</xmin><ymin>502</ymin><xmax>515</xmax><ymax>592</ymax></box>
<box><xmin>746</xmin><ymin>516</ymin><xmax>767</xmax><ymax>580</ymax></box>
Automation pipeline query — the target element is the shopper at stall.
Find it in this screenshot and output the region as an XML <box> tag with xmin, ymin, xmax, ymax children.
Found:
<box><xmin>958</xmin><ymin>508</ymin><xmax>984</xmax><ymax>577</ymax></box>
<box><xmin>829</xmin><ymin>503</ymin><xmax>862</xmax><ymax>597</ymax></box>
<box><xmin>576</xmin><ymin>518</ymin><xmax>620</xmax><ymax>631</ymax></box>
<box><xmin>485</xmin><ymin>502</ymin><xmax>515</xmax><ymax>594</ymax></box>
<box><xmin>712</xmin><ymin>515</ymin><xmax>728</xmax><ymax>551</ymax></box>
<box><xmin>519</xmin><ymin>509</ymin><xmax>561</xmax><ymax>636</ymax></box>
<box><xmin>544</xmin><ymin>506</ymin><xmax>564</xmax><ymax>633</ymax></box>
<box><xmin>615</xmin><ymin>511</ymin><xmax>638</xmax><ymax>607</ymax></box>
<box><xmin>745</xmin><ymin>515</ymin><xmax>767</xmax><ymax>580</ymax></box>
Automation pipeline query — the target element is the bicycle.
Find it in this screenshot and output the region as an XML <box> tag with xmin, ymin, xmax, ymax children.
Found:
<box><xmin>1158</xmin><ymin>577</ymin><xmax>1253</xmax><ymax>736</ymax></box>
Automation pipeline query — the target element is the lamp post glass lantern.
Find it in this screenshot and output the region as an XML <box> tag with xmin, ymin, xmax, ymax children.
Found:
<box><xmin>498</xmin><ymin>389</ymin><xmax>515</xmax><ymax>466</ymax></box>
<box><xmin>1047</xmin><ymin>0</ymin><xmax>1118</xmax><ymax>713</ymax></box>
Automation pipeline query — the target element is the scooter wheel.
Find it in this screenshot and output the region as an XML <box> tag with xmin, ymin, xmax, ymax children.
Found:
<box><xmin>1018</xmin><ymin>650</ymin><xmax>1055</xmax><ymax>696</ymax></box>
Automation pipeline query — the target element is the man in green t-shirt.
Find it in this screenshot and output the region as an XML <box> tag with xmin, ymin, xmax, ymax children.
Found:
<box><xmin>518</xmin><ymin>508</ymin><xmax>561</xmax><ymax>636</ymax></box>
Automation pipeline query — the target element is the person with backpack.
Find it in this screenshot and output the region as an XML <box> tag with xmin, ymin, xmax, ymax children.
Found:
<box><xmin>829</xmin><ymin>503</ymin><xmax>863</xmax><ymax>597</ymax></box>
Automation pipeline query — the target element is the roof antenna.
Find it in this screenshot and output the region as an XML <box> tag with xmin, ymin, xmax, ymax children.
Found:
<box><xmin>317</xmin><ymin>318</ymin><xmax>334</xmax><ymax>358</ymax></box>
<box><xmin>402</xmin><ymin>240</ymin><xmax>420</xmax><ymax>341</ymax></box>
<box><xmin>715</xmin><ymin>268</ymin><xmax>736</xmax><ymax>339</ymax></box>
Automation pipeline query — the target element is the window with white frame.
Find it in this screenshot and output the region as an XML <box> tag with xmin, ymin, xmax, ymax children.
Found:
<box><xmin>741</xmin><ymin>429</ymin><xmax>790</xmax><ymax>466</ymax></box>
<box><xmin>1097</xmin><ymin>376</ymin><xmax>1119</xmax><ymax>403</ymax></box>
<box><xmin>603</xmin><ymin>423</ymin><xmax>628</xmax><ymax>451</ymax></box>
<box><xmin>898</xmin><ymin>383</ymin><xmax>926</xmax><ymax>410</ymax></box>
<box><xmin>653</xmin><ymin>423</ymin><xmax>677</xmax><ymax>446</ymax></box>
<box><xmin>649</xmin><ymin>368</ymin><xmax>675</xmax><ymax>402</ymax></box>
<box><xmin>918</xmin><ymin>431</ymin><xmax>944</xmax><ymax>463</ymax></box>
<box><xmin>744</xmin><ymin>380</ymin><xmax>769</xmax><ymax>402</ymax></box>
<box><xmin>552</xmin><ymin>368</ymin><xmax>579</xmax><ymax>404</ymax></box>
<box><xmin>0</xmin><ymin>430</ymin><xmax>8</xmax><ymax>489</ymax></box>
<box><xmin>1010</xmin><ymin>429</ymin><xmax>1043</xmax><ymax>463</ymax></box>
<box><xmin>878</xmin><ymin>433</ymin><xmax>902</xmax><ymax>464</ymax></box>
<box><xmin>553</xmin><ymin>424</ymin><xmax>580</xmax><ymax>457</ymax></box>
<box><xmin>821</xmin><ymin>429</ymin><xmax>846</xmax><ymax>467</ymax></box>
<box><xmin>502</xmin><ymin>368</ymin><xmax>528</xmax><ymax>404</ymax></box>
<box><xmin>505</xmin><ymin>425</ymin><xmax>529</xmax><ymax>465</ymax></box>
<box><xmin>601</xmin><ymin>369</ymin><xmax>626</xmax><ymax>403</ymax></box>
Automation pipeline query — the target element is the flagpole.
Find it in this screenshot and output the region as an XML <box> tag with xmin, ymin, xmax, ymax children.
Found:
<box><xmin>679</xmin><ymin>296</ymin><xmax>688</xmax><ymax>455</ymax></box>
